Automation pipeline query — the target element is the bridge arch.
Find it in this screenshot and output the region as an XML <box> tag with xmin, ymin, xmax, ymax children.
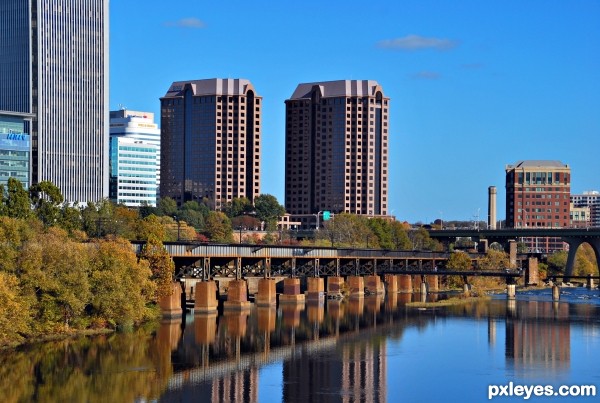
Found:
<box><xmin>562</xmin><ymin>237</ymin><xmax>600</xmax><ymax>279</ymax></box>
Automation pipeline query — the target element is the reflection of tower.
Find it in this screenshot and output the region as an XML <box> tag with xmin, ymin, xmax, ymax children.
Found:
<box><xmin>211</xmin><ymin>369</ymin><xmax>259</xmax><ymax>403</ymax></box>
<box><xmin>283</xmin><ymin>341</ymin><xmax>387</xmax><ymax>402</ymax></box>
<box><xmin>488</xmin><ymin>317</ymin><xmax>496</xmax><ymax>346</ymax></box>
<box><xmin>505</xmin><ymin>302</ymin><xmax>570</xmax><ymax>372</ymax></box>
<box><xmin>341</xmin><ymin>342</ymin><xmax>387</xmax><ymax>403</ymax></box>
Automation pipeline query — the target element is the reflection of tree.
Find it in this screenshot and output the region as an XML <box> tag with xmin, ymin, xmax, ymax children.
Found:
<box><xmin>0</xmin><ymin>327</ymin><xmax>170</xmax><ymax>403</ymax></box>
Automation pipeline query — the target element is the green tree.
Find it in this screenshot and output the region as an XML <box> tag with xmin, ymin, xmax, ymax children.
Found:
<box><xmin>316</xmin><ymin>213</ymin><xmax>375</xmax><ymax>248</ymax></box>
<box><xmin>254</xmin><ymin>194</ymin><xmax>285</xmax><ymax>230</ymax></box>
<box><xmin>390</xmin><ymin>221</ymin><xmax>412</xmax><ymax>250</ymax></box>
<box><xmin>408</xmin><ymin>227</ymin><xmax>443</xmax><ymax>251</ymax></box>
<box><xmin>222</xmin><ymin>197</ymin><xmax>253</xmax><ymax>218</ymax></box>
<box><xmin>157</xmin><ymin>197</ymin><xmax>177</xmax><ymax>217</ymax></box>
<box><xmin>178</xmin><ymin>208</ymin><xmax>205</xmax><ymax>231</ymax></box>
<box><xmin>547</xmin><ymin>250</ymin><xmax>568</xmax><ymax>273</ymax></box>
<box><xmin>29</xmin><ymin>180</ymin><xmax>64</xmax><ymax>226</ymax></box>
<box><xmin>204</xmin><ymin>211</ymin><xmax>234</xmax><ymax>243</ymax></box>
<box><xmin>4</xmin><ymin>177</ymin><xmax>31</xmax><ymax>219</ymax></box>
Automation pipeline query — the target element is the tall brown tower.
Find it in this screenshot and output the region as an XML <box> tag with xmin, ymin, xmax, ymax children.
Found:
<box><xmin>160</xmin><ymin>79</ymin><xmax>261</xmax><ymax>209</ymax></box>
<box><xmin>285</xmin><ymin>80</ymin><xmax>389</xmax><ymax>229</ymax></box>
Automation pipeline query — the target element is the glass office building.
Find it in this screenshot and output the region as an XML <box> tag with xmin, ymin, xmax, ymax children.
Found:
<box><xmin>0</xmin><ymin>0</ymin><xmax>109</xmax><ymax>203</ymax></box>
<box><xmin>109</xmin><ymin>136</ymin><xmax>158</xmax><ymax>207</ymax></box>
<box><xmin>0</xmin><ymin>115</ymin><xmax>30</xmax><ymax>188</ymax></box>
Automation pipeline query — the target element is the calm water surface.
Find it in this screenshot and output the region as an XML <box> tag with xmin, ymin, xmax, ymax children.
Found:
<box><xmin>1</xmin><ymin>288</ymin><xmax>599</xmax><ymax>403</ymax></box>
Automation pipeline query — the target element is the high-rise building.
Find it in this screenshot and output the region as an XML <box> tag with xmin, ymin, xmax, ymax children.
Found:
<box><xmin>160</xmin><ymin>78</ymin><xmax>261</xmax><ymax>209</ymax></box>
<box><xmin>284</xmin><ymin>80</ymin><xmax>389</xmax><ymax>229</ymax></box>
<box><xmin>571</xmin><ymin>191</ymin><xmax>600</xmax><ymax>228</ymax></box>
<box><xmin>0</xmin><ymin>0</ymin><xmax>109</xmax><ymax>203</ymax></box>
<box><xmin>109</xmin><ymin>109</ymin><xmax>161</xmax><ymax>206</ymax></box>
<box><xmin>505</xmin><ymin>160</ymin><xmax>571</xmax><ymax>252</ymax></box>
<box><xmin>109</xmin><ymin>136</ymin><xmax>158</xmax><ymax>207</ymax></box>
<box><xmin>0</xmin><ymin>114</ymin><xmax>30</xmax><ymax>188</ymax></box>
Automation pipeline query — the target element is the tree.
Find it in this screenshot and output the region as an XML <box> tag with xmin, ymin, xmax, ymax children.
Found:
<box><xmin>547</xmin><ymin>251</ymin><xmax>568</xmax><ymax>273</ymax></box>
<box><xmin>408</xmin><ymin>227</ymin><xmax>443</xmax><ymax>251</ymax></box>
<box><xmin>390</xmin><ymin>221</ymin><xmax>412</xmax><ymax>250</ymax></box>
<box><xmin>136</xmin><ymin>214</ymin><xmax>167</xmax><ymax>241</ymax></box>
<box><xmin>157</xmin><ymin>197</ymin><xmax>177</xmax><ymax>217</ymax></box>
<box><xmin>177</xmin><ymin>208</ymin><xmax>205</xmax><ymax>231</ymax></box>
<box><xmin>4</xmin><ymin>178</ymin><xmax>31</xmax><ymax>219</ymax></box>
<box><xmin>29</xmin><ymin>180</ymin><xmax>64</xmax><ymax>226</ymax></box>
<box><xmin>222</xmin><ymin>197</ymin><xmax>253</xmax><ymax>218</ymax></box>
<box><xmin>204</xmin><ymin>211</ymin><xmax>233</xmax><ymax>243</ymax></box>
<box><xmin>316</xmin><ymin>213</ymin><xmax>375</xmax><ymax>248</ymax></box>
<box><xmin>446</xmin><ymin>251</ymin><xmax>473</xmax><ymax>271</ymax></box>
<box><xmin>478</xmin><ymin>249</ymin><xmax>512</xmax><ymax>270</ymax></box>
<box><xmin>254</xmin><ymin>194</ymin><xmax>285</xmax><ymax>230</ymax></box>
<box><xmin>0</xmin><ymin>272</ymin><xmax>31</xmax><ymax>346</ymax></box>
<box><xmin>88</xmin><ymin>237</ymin><xmax>156</xmax><ymax>327</ymax></box>
<box><xmin>140</xmin><ymin>236</ymin><xmax>175</xmax><ymax>299</ymax></box>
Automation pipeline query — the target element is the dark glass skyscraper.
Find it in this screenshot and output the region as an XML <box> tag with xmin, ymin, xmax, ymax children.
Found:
<box><xmin>0</xmin><ymin>0</ymin><xmax>109</xmax><ymax>203</ymax></box>
<box><xmin>160</xmin><ymin>78</ymin><xmax>261</xmax><ymax>209</ymax></box>
<box><xmin>285</xmin><ymin>80</ymin><xmax>390</xmax><ymax>228</ymax></box>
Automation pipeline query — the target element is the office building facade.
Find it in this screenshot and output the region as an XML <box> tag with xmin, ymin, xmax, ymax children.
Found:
<box><xmin>505</xmin><ymin>160</ymin><xmax>571</xmax><ymax>252</ymax></box>
<box><xmin>285</xmin><ymin>80</ymin><xmax>389</xmax><ymax>228</ymax></box>
<box><xmin>109</xmin><ymin>136</ymin><xmax>158</xmax><ymax>207</ymax></box>
<box><xmin>0</xmin><ymin>114</ymin><xmax>30</xmax><ymax>188</ymax></box>
<box><xmin>110</xmin><ymin>109</ymin><xmax>161</xmax><ymax>205</ymax></box>
<box><xmin>571</xmin><ymin>191</ymin><xmax>600</xmax><ymax>228</ymax></box>
<box><xmin>160</xmin><ymin>78</ymin><xmax>261</xmax><ymax>209</ymax></box>
<box><xmin>0</xmin><ymin>0</ymin><xmax>109</xmax><ymax>203</ymax></box>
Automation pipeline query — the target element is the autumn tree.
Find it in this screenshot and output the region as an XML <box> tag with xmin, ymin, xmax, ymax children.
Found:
<box><xmin>446</xmin><ymin>251</ymin><xmax>473</xmax><ymax>271</ymax></box>
<box><xmin>204</xmin><ymin>211</ymin><xmax>234</xmax><ymax>243</ymax></box>
<box><xmin>88</xmin><ymin>237</ymin><xmax>157</xmax><ymax>328</ymax></box>
<box><xmin>140</xmin><ymin>236</ymin><xmax>175</xmax><ymax>298</ymax></box>
<box><xmin>478</xmin><ymin>249</ymin><xmax>512</xmax><ymax>270</ymax></box>
<box><xmin>0</xmin><ymin>272</ymin><xmax>31</xmax><ymax>346</ymax></box>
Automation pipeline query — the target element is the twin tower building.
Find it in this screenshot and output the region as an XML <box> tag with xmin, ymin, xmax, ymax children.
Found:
<box><xmin>160</xmin><ymin>78</ymin><xmax>390</xmax><ymax>228</ymax></box>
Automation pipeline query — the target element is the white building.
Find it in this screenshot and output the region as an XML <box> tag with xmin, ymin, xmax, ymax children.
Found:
<box><xmin>571</xmin><ymin>191</ymin><xmax>600</xmax><ymax>227</ymax></box>
<box><xmin>109</xmin><ymin>136</ymin><xmax>158</xmax><ymax>207</ymax></box>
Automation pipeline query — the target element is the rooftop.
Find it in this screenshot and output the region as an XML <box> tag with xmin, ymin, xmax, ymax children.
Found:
<box><xmin>289</xmin><ymin>79</ymin><xmax>386</xmax><ymax>100</ymax></box>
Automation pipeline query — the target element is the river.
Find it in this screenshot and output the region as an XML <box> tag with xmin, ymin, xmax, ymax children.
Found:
<box><xmin>1</xmin><ymin>287</ymin><xmax>599</xmax><ymax>402</ymax></box>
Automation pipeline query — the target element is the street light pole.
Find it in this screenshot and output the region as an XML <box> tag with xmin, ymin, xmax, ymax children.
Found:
<box><xmin>315</xmin><ymin>211</ymin><xmax>323</xmax><ymax>230</ymax></box>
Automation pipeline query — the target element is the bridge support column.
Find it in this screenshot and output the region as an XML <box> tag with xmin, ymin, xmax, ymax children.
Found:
<box><xmin>384</xmin><ymin>274</ymin><xmax>398</xmax><ymax>294</ymax></box>
<box><xmin>194</xmin><ymin>280</ymin><xmax>218</xmax><ymax>314</ymax></box>
<box><xmin>526</xmin><ymin>257</ymin><xmax>539</xmax><ymax>286</ymax></box>
<box><xmin>587</xmin><ymin>275</ymin><xmax>595</xmax><ymax>290</ymax></box>
<box><xmin>336</xmin><ymin>259</ymin><xmax>341</xmax><ymax>277</ymax></box>
<box><xmin>508</xmin><ymin>240</ymin><xmax>517</xmax><ymax>268</ymax></box>
<box><xmin>264</xmin><ymin>257</ymin><xmax>272</xmax><ymax>278</ymax></box>
<box><xmin>398</xmin><ymin>274</ymin><xmax>412</xmax><ymax>293</ymax></box>
<box><xmin>159</xmin><ymin>283</ymin><xmax>183</xmax><ymax>318</ymax></box>
<box><xmin>223</xmin><ymin>280</ymin><xmax>251</xmax><ymax>310</ymax></box>
<box><xmin>463</xmin><ymin>283</ymin><xmax>471</xmax><ymax>296</ymax></box>
<box><xmin>426</xmin><ymin>275</ymin><xmax>439</xmax><ymax>292</ymax></box>
<box><xmin>307</xmin><ymin>277</ymin><xmax>325</xmax><ymax>301</ymax></box>
<box><xmin>203</xmin><ymin>257</ymin><xmax>211</xmax><ymax>280</ymax></box>
<box><xmin>506</xmin><ymin>284</ymin><xmax>516</xmax><ymax>299</ymax></box>
<box><xmin>365</xmin><ymin>275</ymin><xmax>385</xmax><ymax>295</ymax></box>
<box><xmin>327</xmin><ymin>276</ymin><xmax>344</xmax><ymax>298</ymax></box>
<box><xmin>256</xmin><ymin>278</ymin><xmax>277</xmax><ymax>306</ymax></box>
<box><xmin>563</xmin><ymin>238</ymin><xmax>584</xmax><ymax>281</ymax></box>
<box><xmin>347</xmin><ymin>276</ymin><xmax>365</xmax><ymax>298</ymax></box>
<box><xmin>279</xmin><ymin>278</ymin><xmax>305</xmax><ymax>304</ymax></box>
<box><xmin>552</xmin><ymin>284</ymin><xmax>560</xmax><ymax>301</ymax></box>
<box><xmin>420</xmin><ymin>280</ymin><xmax>428</xmax><ymax>295</ymax></box>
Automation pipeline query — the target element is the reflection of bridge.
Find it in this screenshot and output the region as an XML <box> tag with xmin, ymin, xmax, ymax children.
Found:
<box><xmin>429</xmin><ymin>228</ymin><xmax>600</xmax><ymax>278</ymax></box>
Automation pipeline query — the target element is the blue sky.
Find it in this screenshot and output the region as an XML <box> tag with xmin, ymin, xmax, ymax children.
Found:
<box><xmin>110</xmin><ymin>0</ymin><xmax>600</xmax><ymax>223</ymax></box>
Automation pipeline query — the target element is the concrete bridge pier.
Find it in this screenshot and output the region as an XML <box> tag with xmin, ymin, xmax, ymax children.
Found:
<box><xmin>223</xmin><ymin>279</ymin><xmax>252</xmax><ymax>310</ymax></box>
<box><xmin>194</xmin><ymin>280</ymin><xmax>218</xmax><ymax>314</ymax></box>
<box><xmin>159</xmin><ymin>282</ymin><xmax>184</xmax><ymax>318</ymax></box>
<box><xmin>307</xmin><ymin>277</ymin><xmax>325</xmax><ymax>301</ymax></box>
<box><xmin>426</xmin><ymin>275</ymin><xmax>439</xmax><ymax>292</ymax></box>
<box><xmin>384</xmin><ymin>274</ymin><xmax>398</xmax><ymax>294</ymax></box>
<box><xmin>365</xmin><ymin>275</ymin><xmax>385</xmax><ymax>295</ymax></box>
<box><xmin>587</xmin><ymin>275</ymin><xmax>595</xmax><ymax>290</ymax></box>
<box><xmin>347</xmin><ymin>276</ymin><xmax>365</xmax><ymax>298</ymax></box>
<box><xmin>279</xmin><ymin>278</ymin><xmax>305</xmax><ymax>304</ymax></box>
<box><xmin>398</xmin><ymin>274</ymin><xmax>412</xmax><ymax>293</ymax></box>
<box><xmin>327</xmin><ymin>276</ymin><xmax>344</xmax><ymax>298</ymax></box>
<box><xmin>552</xmin><ymin>284</ymin><xmax>560</xmax><ymax>301</ymax></box>
<box><xmin>256</xmin><ymin>278</ymin><xmax>277</xmax><ymax>307</ymax></box>
<box><xmin>506</xmin><ymin>284</ymin><xmax>516</xmax><ymax>299</ymax></box>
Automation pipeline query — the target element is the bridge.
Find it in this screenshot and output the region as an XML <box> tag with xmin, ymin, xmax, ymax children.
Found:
<box><xmin>130</xmin><ymin>241</ymin><xmax>528</xmax><ymax>280</ymax></box>
<box><xmin>428</xmin><ymin>228</ymin><xmax>600</xmax><ymax>279</ymax></box>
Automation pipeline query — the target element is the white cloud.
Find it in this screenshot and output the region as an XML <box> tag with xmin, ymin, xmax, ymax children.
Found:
<box><xmin>378</xmin><ymin>35</ymin><xmax>458</xmax><ymax>51</ymax></box>
<box><xmin>411</xmin><ymin>71</ymin><xmax>441</xmax><ymax>80</ymax></box>
<box><xmin>164</xmin><ymin>17</ymin><xmax>206</xmax><ymax>29</ymax></box>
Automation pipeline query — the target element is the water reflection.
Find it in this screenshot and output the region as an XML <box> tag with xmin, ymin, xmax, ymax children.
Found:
<box><xmin>1</xmin><ymin>290</ymin><xmax>599</xmax><ymax>402</ymax></box>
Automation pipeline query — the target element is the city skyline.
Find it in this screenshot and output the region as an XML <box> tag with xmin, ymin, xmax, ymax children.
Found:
<box><xmin>110</xmin><ymin>1</ymin><xmax>600</xmax><ymax>223</ymax></box>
